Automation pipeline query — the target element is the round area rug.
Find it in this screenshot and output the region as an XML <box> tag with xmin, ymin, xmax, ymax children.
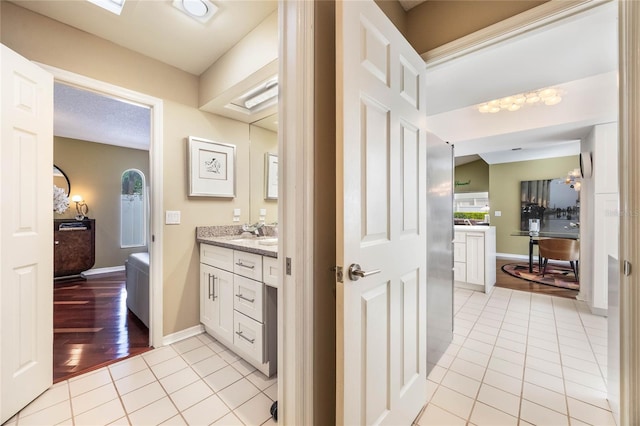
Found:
<box><xmin>501</xmin><ymin>262</ymin><xmax>579</xmax><ymax>290</ymax></box>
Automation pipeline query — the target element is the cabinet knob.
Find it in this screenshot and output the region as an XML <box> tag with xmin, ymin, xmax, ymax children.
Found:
<box><xmin>54</xmin><ymin>241</ymin><xmax>59</xmax><ymax>245</ymax></box>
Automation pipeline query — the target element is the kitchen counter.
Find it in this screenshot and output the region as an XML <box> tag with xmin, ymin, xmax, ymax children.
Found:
<box><xmin>454</xmin><ymin>225</ymin><xmax>494</xmax><ymax>232</ymax></box>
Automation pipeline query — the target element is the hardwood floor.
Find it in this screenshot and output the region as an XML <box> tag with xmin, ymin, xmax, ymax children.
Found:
<box><xmin>494</xmin><ymin>258</ymin><xmax>579</xmax><ymax>299</ymax></box>
<box><xmin>54</xmin><ymin>272</ymin><xmax>150</xmax><ymax>382</ymax></box>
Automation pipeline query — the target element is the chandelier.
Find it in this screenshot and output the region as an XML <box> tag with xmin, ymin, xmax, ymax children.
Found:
<box><xmin>565</xmin><ymin>168</ymin><xmax>582</xmax><ymax>191</ymax></box>
<box><xmin>477</xmin><ymin>87</ymin><xmax>563</xmax><ymax>113</ymax></box>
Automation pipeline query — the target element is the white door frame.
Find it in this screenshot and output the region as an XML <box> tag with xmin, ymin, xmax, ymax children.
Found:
<box><xmin>277</xmin><ymin>0</ymin><xmax>315</xmax><ymax>424</ymax></box>
<box><xmin>36</xmin><ymin>63</ymin><xmax>164</xmax><ymax>348</ymax></box>
<box><xmin>617</xmin><ymin>2</ymin><xmax>640</xmax><ymax>424</ymax></box>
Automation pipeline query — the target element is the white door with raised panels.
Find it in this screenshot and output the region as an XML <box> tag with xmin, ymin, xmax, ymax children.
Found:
<box><xmin>336</xmin><ymin>1</ymin><xmax>428</xmax><ymax>424</ymax></box>
<box><xmin>0</xmin><ymin>44</ymin><xmax>54</xmax><ymax>423</ymax></box>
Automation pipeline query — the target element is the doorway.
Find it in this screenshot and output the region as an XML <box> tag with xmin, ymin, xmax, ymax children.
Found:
<box><xmin>42</xmin><ymin>64</ymin><xmax>165</xmax><ymax>380</ymax></box>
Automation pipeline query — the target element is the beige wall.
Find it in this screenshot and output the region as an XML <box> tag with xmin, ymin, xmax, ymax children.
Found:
<box><xmin>249</xmin><ymin>124</ymin><xmax>278</xmax><ymax>224</ymax></box>
<box><xmin>314</xmin><ymin>1</ymin><xmax>337</xmax><ymax>424</ymax></box>
<box><xmin>54</xmin><ymin>137</ymin><xmax>149</xmax><ymax>268</ymax></box>
<box><xmin>375</xmin><ymin>0</ymin><xmax>408</xmax><ymax>36</ymax></box>
<box><xmin>455</xmin><ymin>159</ymin><xmax>490</xmax><ymax>193</ymax></box>
<box><xmin>2</xmin><ymin>2</ymin><xmax>252</xmax><ymax>335</ymax></box>
<box><xmin>406</xmin><ymin>0</ymin><xmax>547</xmax><ymax>54</ymax></box>
<box><xmin>489</xmin><ymin>155</ymin><xmax>579</xmax><ymax>255</ymax></box>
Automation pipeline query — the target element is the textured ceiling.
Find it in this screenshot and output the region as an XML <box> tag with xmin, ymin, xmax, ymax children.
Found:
<box><xmin>54</xmin><ymin>83</ymin><xmax>151</xmax><ymax>150</ymax></box>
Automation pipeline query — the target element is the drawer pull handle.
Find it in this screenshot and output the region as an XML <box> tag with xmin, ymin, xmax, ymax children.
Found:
<box><xmin>235</xmin><ymin>293</ymin><xmax>255</xmax><ymax>303</ymax></box>
<box><xmin>235</xmin><ymin>261</ymin><xmax>255</xmax><ymax>269</ymax></box>
<box><xmin>235</xmin><ymin>330</ymin><xmax>255</xmax><ymax>344</ymax></box>
<box><xmin>208</xmin><ymin>274</ymin><xmax>213</xmax><ymax>299</ymax></box>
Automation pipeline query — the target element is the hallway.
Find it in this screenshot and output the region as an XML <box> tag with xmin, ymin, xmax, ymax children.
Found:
<box><xmin>416</xmin><ymin>287</ymin><xmax>613</xmax><ymax>425</ymax></box>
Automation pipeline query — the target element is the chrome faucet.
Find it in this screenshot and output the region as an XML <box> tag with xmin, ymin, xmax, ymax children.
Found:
<box><xmin>242</xmin><ymin>222</ymin><xmax>265</xmax><ymax>236</ymax></box>
<box><xmin>464</xmin><ymin>218</ymin><xmax>472</xmax><ymax>226</ymax></box>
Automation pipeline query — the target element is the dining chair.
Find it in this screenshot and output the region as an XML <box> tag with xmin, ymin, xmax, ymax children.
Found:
<box><xmin>538</xmin><ymin>238</ymin><xmax>580</xmax><ymax>280</ymax></box>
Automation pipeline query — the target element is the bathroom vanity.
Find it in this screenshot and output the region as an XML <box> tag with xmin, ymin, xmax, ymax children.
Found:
<box><xmin>453</xmin><ymin>225</ymin><xmax>496</xmax><ymax>293</ymax></box>
<box><xmin>196</xmin><ymin>227</ymin><xmax>278</xmax><ymax>377</ymax></box>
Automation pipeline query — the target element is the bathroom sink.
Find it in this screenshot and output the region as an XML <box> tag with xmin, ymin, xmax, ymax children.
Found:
<box><xmin>258</xmin><ymin>238</ymin><xmax>278</xmax><ymax>246</ymax></box>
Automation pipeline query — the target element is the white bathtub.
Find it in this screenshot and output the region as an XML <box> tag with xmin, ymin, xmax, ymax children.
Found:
<box><xmin>125</xmin><ymin>252</ymin><xmax>149</xmax><ymax>327</ymax></box>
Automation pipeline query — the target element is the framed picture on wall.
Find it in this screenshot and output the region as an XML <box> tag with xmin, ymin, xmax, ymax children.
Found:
<box><xmin>264</xmin><ymin>152</ymin><xmax>278</xmax><ymax>200</ymax></box>
<box><xmin>188</xmin><ymin>136</ymin><xmax>236</xmax><ymax>197</ymax></box>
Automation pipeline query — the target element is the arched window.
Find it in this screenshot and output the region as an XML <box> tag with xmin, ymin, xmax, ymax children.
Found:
<box><xmin>121</xmin><ymin>169</ymin><xmax>146</xmax><ymax>248</ymax></box>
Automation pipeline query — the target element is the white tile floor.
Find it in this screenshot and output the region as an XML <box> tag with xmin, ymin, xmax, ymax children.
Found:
<box><xmin>5</xmin><ymin>286</ymin><xmax>613</xmax><ymax>426</ymax></box>
<box><xmin>5</xmin><ymin>333</ymin><xmax>277</xmax><ymax>426</ymax></box>
<box><xmin>415</xmin><ymin>287</ymin><xmax>614</xmax><ymax>426</ymax></box>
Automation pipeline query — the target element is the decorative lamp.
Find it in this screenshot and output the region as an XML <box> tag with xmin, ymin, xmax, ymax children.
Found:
<box><xmin>71</xmin><ymin>195</ymin><xmax>89</xmax><ymax>220</ymax></box>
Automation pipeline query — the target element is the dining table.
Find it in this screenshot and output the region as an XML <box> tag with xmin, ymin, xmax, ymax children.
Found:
<box><xmin>510</xmin><ymin>230</ymin><xmax>580</xmax><ymax>273</ymax></box>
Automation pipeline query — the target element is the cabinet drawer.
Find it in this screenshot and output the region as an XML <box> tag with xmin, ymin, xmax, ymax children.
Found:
<box><xmin>234</xmin><ymin>311</ymin><xmax>265</xmax><ymax>363</ymax></box>
<box><xmin>233</xmin><ymin>251</ymin><xmax>263</xmax><ymax>281</ymax></box>
<box><xmin>262</xmin><ymin>257</ymin><xmax>278</xmax><ymax>288</ymax></box>
<box><xmin>200</xmin><ymin>244</ymin><xmax>234</xmax><ymax>272</ymax></box>
<box><xmin>234</xmin><ymin>275</ymin><xmax>264</xmax><ymax>322</ymax></box>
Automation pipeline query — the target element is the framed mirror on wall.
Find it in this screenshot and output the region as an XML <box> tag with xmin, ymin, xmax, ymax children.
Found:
<box><xmin>54</xmin><ymin>165</ymin><xmax>70</xmax><ymax>195</ymax></box>
<box><xmin>265</xmin><ymin>152</ymin><xmax>278</xmax><ymax>200</ymax></box>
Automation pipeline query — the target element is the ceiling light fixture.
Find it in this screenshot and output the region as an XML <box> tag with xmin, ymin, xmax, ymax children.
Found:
<box><xmin>244</xmin><ymin>80</ymin><xmax>279</xmax><ymax>110</ymax></box>
<box><xmin>172</xmin><ymin>0</ymin><xmax>218</xmax><ymax>23</ymax></box>
<box><xmin>86</xmin><ymin>0</ymin><xmax>126</xmax><ymax>15</ymax></box>
<box><xmin>477</xmin><ymin>86</ymin><xmax>564</xmax><ymax>114</ymax></box>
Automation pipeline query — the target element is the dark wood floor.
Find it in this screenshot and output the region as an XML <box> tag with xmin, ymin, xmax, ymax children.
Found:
<box><xmin>494</xmin><ymin>258</ymin><xmax>579</xmax><ymax>299</ymax></box>
<box><xmin>54</xmin><ymin>272</ymin><xmax>150</xmax><ymax>382</ymax></box>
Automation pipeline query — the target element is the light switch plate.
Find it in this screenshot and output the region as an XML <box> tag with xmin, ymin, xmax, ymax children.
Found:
<box><xmin>495</xmin><ymin>211</ymin><xmax>502</xmax><ymax>217</ymax></box>
<box><xmin>259</xmin><ymin>208</ymin><xmax>267</xmax><ymax>216</ymax></box>
<box><xmin>233</xmin><ymin>208</ymin><xmax>241</xmax><ymax>216</ymax></box>
<box><xmin>165</xmin><ymin>210</ymin><xmax>181</xmax><ymax>224</ymax></box>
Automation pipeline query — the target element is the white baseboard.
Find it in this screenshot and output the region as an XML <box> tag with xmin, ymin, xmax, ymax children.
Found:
<box><xmin>589</xmin><ymin>306</ymin><xmax>608</xmax><ymax>317</ymax></box>
<box><xmin>497</xmin><ymin>253</ymin><xmax>529</xmax><ymax>261</ymax></box>
<box><xmin>81</xmin><ymin>265</ymin><xmax>125</xmax><ymax>277</ymax></box>
<box><xmin>162</xmin><ymin>324</ymin><xmax>204</xmax><ymax>346</ymax></box>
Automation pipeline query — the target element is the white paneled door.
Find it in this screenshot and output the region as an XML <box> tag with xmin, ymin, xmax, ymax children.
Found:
<box><xmin>0</xmin><ymin>44</ymin><xmax>54</xmax><ymax>423</ymax></box>
<box><xmin>336</xmin><ymin>1</ymin><xmax>428</xmax><ymax>424</ymax></box>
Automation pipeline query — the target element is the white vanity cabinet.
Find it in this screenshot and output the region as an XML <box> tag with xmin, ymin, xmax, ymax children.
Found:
<box><xmin>199</xmin><ymin>243</ymin><xmax>277</xmax><ymax>377</ymax></box>
<box><xmin>453</xmin><ymin>226</ymin><xmax>496</xmax><ymax>293</ymax></box>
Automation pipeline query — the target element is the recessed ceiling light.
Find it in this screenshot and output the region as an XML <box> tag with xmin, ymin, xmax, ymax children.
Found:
<box><xmin>86</xmin><ymin>0</ymin><xmax>126</xmax><ymax>15</ymax></box>
<box><xmin>172</xmin><ymin>0</ymin><xmax>218</xmax><ymax>23</ymax></box>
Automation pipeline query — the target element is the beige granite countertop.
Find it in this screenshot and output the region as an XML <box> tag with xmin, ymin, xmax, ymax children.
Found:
<box><xmin>196</xmin><ymin>226</ymin><xmax>278</xmax><ymax>258</ymax></box>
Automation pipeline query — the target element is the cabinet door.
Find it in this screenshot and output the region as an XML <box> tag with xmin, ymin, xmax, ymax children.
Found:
<box><xmin>453</xmin><ymin>242</ymin><xmax>466</xmax><ymax>262</ymax></box>
<box><xmin>200</xmin><ymin>264</ymin><xmax>234</xmax><ymax>343</ymax></box>
<box><xmin>453</xmin><ymin>262</ymin><xmax>466</xmax><ymax>282</ymax></box>
<box><xmin>465</xmin><ymin>233</ymin><xmax>485</xmax><ymax>285</ymax></box>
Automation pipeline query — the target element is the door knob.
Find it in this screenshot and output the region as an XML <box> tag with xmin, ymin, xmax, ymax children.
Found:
<box><xmin>348</xmin><ymin>263</ymin><xmax>381</xmax><ymax>281</ymax></box>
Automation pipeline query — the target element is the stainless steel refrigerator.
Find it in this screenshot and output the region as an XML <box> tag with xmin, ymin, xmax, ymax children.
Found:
<box><xmin>426</xmin><ymin>132</ymin><xmax>454</xmax><ymax>374</ymax></box>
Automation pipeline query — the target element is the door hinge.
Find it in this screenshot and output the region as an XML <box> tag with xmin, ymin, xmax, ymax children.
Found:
<box><xmin>331</xmin><ymin>266</ymin><xmax>344</xmax><ymax>283</ymax></box>
<box><xmin>624</xmin><ymin>260</ymin><xmax>632</xmax><ymax>276</ymax></box>
<box><xmin>286</xmin><ymin>257</ymin><xmax>292</xmax><ymax>275</ymax></box>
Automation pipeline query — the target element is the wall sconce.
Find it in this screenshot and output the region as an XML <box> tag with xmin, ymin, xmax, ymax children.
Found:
<box><xmin>71</xmin><ymin>195</ymin><xmax>89</xmax><ymax>220</ymax></box>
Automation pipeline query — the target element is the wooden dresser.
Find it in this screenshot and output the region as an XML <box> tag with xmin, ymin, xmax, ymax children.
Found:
<box><xmin>54</xmin><ymin>219</ymin><xmax>96</xmax><ymax>278</ymax></box>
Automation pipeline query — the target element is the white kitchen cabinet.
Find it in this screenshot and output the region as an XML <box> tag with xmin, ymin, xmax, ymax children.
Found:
<box><xmin>453</xmin><ymin>226</ymin><xmax>496</xmax><ymax>293</ymax></box>
<box><xmin>200</xmin><ymin>244</ymin><xmax>277</xmax><ymax>377</ymax></box>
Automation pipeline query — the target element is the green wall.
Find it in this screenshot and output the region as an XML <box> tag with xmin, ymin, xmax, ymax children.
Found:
<box><xmin>489</xmin><ymin>155</ymin><xmax>579</xmax><ymax>255</ymax></box>
<box><xmin>455</xmin><ymin>159</ymin><xmax>490</xmax><ymax>193</ymax></box>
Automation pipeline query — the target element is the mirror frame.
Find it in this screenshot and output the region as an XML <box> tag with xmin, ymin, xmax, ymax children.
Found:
<box><xmin>53</xmin><ymin>165</ymin><xmax>71</xmax><ymax>195</ymax></box>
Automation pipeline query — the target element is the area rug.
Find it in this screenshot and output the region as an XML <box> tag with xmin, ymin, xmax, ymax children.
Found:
<box><xmin>501</xmin><ymin>262</ymin><xmax>580</xmax><ymax>290</ymax></box>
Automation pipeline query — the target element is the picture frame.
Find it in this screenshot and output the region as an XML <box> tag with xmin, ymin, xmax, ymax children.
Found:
<box><xmin>264</xmin><ymin>152</ymin><xmax>278</xmax><ymax>200</ymax></box>
<box><xmin>188</xmin><ymin>136</ymin><xmax>236</xmax><ymax>197</ymax></box>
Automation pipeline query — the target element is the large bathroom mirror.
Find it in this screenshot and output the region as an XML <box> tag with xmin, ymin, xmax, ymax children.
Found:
<box><xmin>53</xmin><ymin>165</ymin><xmax>70</xmax><ymax>195</ymax></box>
<box><xmin>249</xmin><ymin>113</ymin><xmax>278</xmax><ymax>224</ymax></box>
